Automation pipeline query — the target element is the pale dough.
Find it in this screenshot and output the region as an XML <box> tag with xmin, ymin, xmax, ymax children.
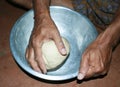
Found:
<box><xmin>42</xmin><ymin>37</ymin><xmax>70</xmax><ymax>70</ymax></box>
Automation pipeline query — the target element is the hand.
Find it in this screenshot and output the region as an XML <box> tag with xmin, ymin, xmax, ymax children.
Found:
<box><xmin>78</xmin><ymin>33</ymin><xmax>112</xmax><ymax>80</ymax></box>
<box><xmin>26</xmin><ymin>14</ymin><xmax>67</xmax><ymax>74</ymax></box>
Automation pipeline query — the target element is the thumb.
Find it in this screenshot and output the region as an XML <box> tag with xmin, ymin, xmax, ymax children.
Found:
<box><xmin>78</xmin><ymin>53</ymin><xmax>89</xmax><ymax>80</ymax></box>
<box><xmin>53</xmin><ymin>32</ymin><xmax>67</xmax><ymax>55</ymax></box>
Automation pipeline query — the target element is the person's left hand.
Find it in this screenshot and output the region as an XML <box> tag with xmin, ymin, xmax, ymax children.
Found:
<box><xmin>78</xmin><ymin>33</ymin><xmax>112</xmax><ymax>80</ymax></box>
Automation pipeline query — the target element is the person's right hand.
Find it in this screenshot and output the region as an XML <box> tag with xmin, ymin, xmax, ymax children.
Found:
<box><xmin>25</xmin><ymin>13</ymin><xmax>67</xmax><ymax>74</ymax></box>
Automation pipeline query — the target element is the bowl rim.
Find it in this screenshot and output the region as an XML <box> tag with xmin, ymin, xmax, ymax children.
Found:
<box><xmin>10</xmin><ymin>6</ymin><xmax>96</xmax><ymax>81</ymax></box>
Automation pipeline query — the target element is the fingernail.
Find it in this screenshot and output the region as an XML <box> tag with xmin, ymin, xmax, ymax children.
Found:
<box><xmin>77</xmin><ymin>73</ymin><xmax>85</xmax><ymax>80</ymax></box>
<box><xmin>61</xmin><ymin>48</ymin><xmax>67</xmax><ymax>55</ymax></box>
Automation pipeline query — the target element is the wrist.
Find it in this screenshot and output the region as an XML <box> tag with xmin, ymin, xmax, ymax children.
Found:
<box><xmin>96</xmin><ymin>33</ymin><xmax>112</xmax><ymax>47</ymax></box>
<box><xmin>33</xmin><ymin>11</ymin><xmax>52</xmax><ymax>28</ymax></box>
<box><xmin>97</xmin><ymin>28</ymin><xmax>119</xmax><ymax>50</ymax></box>
<box><xmin>34</xmin><ymin>10</ymin><xmax>50</xmax><ymax>20</ymax></box>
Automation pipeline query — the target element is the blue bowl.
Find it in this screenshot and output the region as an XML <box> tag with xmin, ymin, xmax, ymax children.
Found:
<box><xmin>10</xmin><ymin>6</ymin><xmax>98</xmax><ymax>81</ymax></box>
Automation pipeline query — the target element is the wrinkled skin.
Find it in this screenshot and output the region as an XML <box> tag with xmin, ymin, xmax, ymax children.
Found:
<box><xmin>26</xmin><ymin>14</ymin><xmax>67</xmax><ymax>74</ymax></box>
<box><xmin>78</xmin><ymin>33</ymin><xmax>112</xmax><ymax>79</ymax></box>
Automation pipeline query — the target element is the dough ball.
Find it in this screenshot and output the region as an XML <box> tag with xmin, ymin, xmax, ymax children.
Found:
<box><xmin>42</xmin><ymin>37</ymin><xmax>70</xmax><ymax>70</ymax></box>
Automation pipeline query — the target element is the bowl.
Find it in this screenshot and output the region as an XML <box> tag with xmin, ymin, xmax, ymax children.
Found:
<box><xmin>10</xmin><ymin>6</ymin><xmax>98</xmax><ymax>81</ymax></box>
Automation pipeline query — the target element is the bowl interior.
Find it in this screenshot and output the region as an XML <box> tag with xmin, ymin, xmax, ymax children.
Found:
<box><xmin>10</xmin><ymin>6</ymin><xmax>98</xmax><ymax>81</ymax></box>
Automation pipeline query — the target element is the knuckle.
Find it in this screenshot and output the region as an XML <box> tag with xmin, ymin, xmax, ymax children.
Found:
<box><xmin>28</xmin><ymin>58</ymin><xmax>33</xmax><ymax>63</ymax></box>
<box><xmin>35</xmin><ymin>57</ymin><xmax>43</xmax><ymax>65</ymax></box>
<box><xmin>37</xmin><ymin>59</ymin><xmax>44</xmax><ymax>66</ymax></box>
<box><xmin>51</xmin><ymin>30</ymin><xmax>59</xmax><ymax>37</ymax></box>
<box><xmin>40</xmin><ymin>30</ymin><xmax>46</xmax><ymax>36</ymax></box>
<box><xmin>31</xmin><ymin>37</ymin><xmax>38</xmax><ymax>45</ymax></box>
<box><xmin>33</xmin><ymin>65</ymin><xmax>39</xmax><ymax>70</ymax></box>
<box><xmin>31</xmin><ymin>37</ymin><xmax>41</xmax><ymax>47</ymax></box>
<box><xmin>95</xmin><ymin>66</ymin><xmax>105</xmax><ymax>73</ymax></box>
<box><xmin>35</xmin><ymin>57</ymin><xmax>40</xmax><ymax>62</ymax></box>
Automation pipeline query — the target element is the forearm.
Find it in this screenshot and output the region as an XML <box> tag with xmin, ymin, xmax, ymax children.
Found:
<box><xmin>32</xmin><ymin>0</ymin><xmax>51</xmax><ymax>18</ymax></box>
<box><xmin>99</xmin><ymin>8</ymin><xmax>120</xmax><ymax>48</ymax></box>
<box><xmin>33</xmin><ymin>0</ymin><xmax>74</xmax><ymax>17</ymax></box>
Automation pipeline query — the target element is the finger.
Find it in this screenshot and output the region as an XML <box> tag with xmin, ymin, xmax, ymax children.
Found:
<box><xmin>85</xmin><ymin>66</ymin><xmax>106</xmax><ymax>79</ymax></box>
<box><xmin>85</xmin><ymin>51</ymin><xmax>104</xmax><ymax>78</ymax></box>
<box><xmin>84</xmin><ymin>50</ymin><xmax>101</xmax><ymax>78</ymax></box>
<box><xmin>25</xmin><ymin>47</ymin><xmax>29</xmax><ymax>59</ymax></box>
<box><xmin>84</xmin><ymin>66</ymin><xmax>95</xmax><ymax>79</ymax></box>
<box><xmin>27</xmin><ymin>47</ymin><xmax>41</xmax><ymax>72</ymax></box>
<box><xmin>78</xmin><ymin>52</ymin><xmax>90</xmax><ymax>80</ymax></box>
<box><xmin>52</xmin><ymin>32</ymin><xmax>67</xmax><ymax>55</ymax></box>
<box><xmin>33</xmin><ymin>43</ymin><xmax>47</xmax><ymax>74</ymax></box>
